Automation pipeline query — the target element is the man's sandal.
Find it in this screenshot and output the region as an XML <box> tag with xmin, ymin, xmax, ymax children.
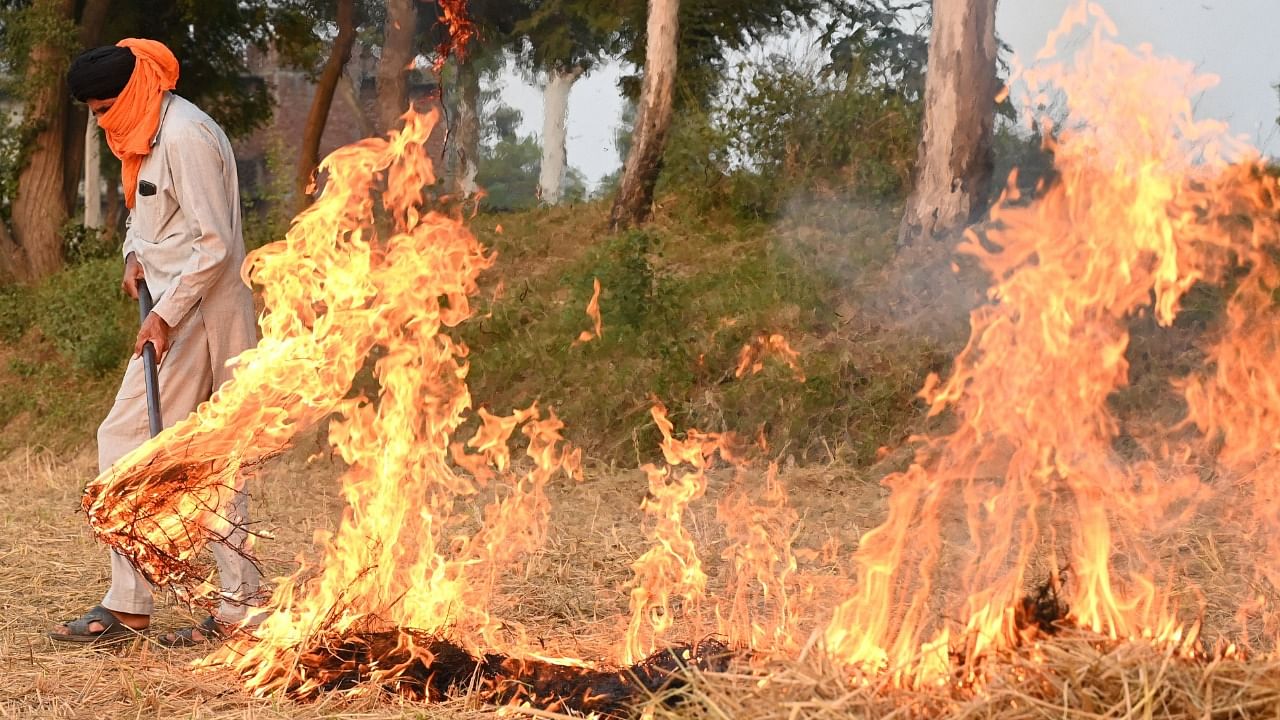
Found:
<box><xmin>156</xmin><ymin>615</ymin><xmax>227</xmax><ymax>648</ymax></box>
<box><xmin>47</xmin><ymin>604</ymin><xmax>147</xmax><ymax>644</ymax></box>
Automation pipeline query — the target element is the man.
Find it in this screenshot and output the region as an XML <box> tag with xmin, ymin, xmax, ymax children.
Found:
<box><xmin>48</xmin><ymin>39</ymin><xmax>261</xmax><ymax>646</ymax></box>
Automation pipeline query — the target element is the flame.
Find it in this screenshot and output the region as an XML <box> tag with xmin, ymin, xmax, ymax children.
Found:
<box><xmin>87</xmin><ymin>108</ymin><xmax>581</xmax><ymax>695</ymax></box>
<box><xmin>715</xmin><ymin>461</ymin><xmax>800</xmax><ymax>658</ymax></box>
<box><xmin>734</xmin><ymin>332</ymin><xmax>804</xmax><ymax>382</ymax></box>
<box><xmin>433</xmin><ymin>0</ymin><xmax>477</xmax><ymax>71</ymax></box>
<box><xmin>574</xmin><ymin>277</ymin><xmax>603</xmax><ymax>344</ymax></box>
<box><xmin>621</xmin><ymin>403</ymin><xmax>723</xmax><ymax>664</ymax></box>
<box><xmin>823</xmin><ymin>1</ymin><xmax>1277</xmax><ymax>682</ymax></box>
<box><xmin>80</xmin><ymin>0</ymin><xmax>1280</xmax><ymax>705</ymax></box>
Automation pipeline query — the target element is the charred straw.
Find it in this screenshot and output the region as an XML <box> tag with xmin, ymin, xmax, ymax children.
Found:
<box><xmin>287</xmin><ymin>630</ymin><xmax>731</xmax><ymax>717</ymax></box>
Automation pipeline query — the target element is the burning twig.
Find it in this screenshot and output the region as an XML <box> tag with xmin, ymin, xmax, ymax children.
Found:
<box><xmin>1014</xmin><ymin>576</ymin><xmax>1070</xmax><ymax>636</ymax></box>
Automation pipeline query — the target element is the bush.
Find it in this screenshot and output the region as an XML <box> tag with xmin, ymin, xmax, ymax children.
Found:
<box><xmin>33</xmin><ymin>257</ymin><xmax>134</xmax><ymax>375</ymax></box>
<box><xmin>460</xmin><ymin>202</ymin><xmax>938</xmax><ymax>466</ymax></box>
<box><xmin>573</xmin><ymin>230</ymin><xmax>669</xmax><ymax>332</ymax></box>
<box><xmin>660</xmin><ymin>57</ymin><xmax>922</xmax><ymax>220</ymax></box>
<box><xmin>0</xmin><ymin>284</ymin><xmax>35</xmax><ymax>343</ymax></box>
<box><xmin>61</xmin><ymin>221</ymin><xmax>117</xmax><ymax>265</ymax></box>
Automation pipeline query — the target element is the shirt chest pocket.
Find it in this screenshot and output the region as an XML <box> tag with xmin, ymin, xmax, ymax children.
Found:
<box><xmin>134</xmin><ymin>173</ymin><xmax>174</xmax><ymax>244</ymax></box>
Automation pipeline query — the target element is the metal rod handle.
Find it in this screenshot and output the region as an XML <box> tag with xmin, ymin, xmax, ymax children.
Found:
<box><xmin>137</xmin><ymin>280</ymin><xmax>163</xmax><ymax>438</ymax></box>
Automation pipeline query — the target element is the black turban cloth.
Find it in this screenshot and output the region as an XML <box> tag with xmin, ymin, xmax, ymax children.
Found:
<box><xmin>67</xmin><ymin>46</ymin><xmax>136</xmax><ymax>102</ymax></box>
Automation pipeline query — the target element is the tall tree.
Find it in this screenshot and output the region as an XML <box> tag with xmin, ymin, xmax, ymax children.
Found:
<box><xmin>535</xmin><ymin>62</ymin><xmax>583</xmax><ymax>204</ymax></box>
<box><xmin>296</xmin><ymin>0</ymin><xmax>359</xmax><ymax>207</ymax></box>
<box><xmin>609</xmin><ymin>0</ymin><xmax>678</xmax><ymax>230</ymax></box>
<box><xmin>61</xmin><ymin>0</ymin><xmax>111</xmax><ymax>217</ymax></box>
<box><xmin>897</xmin><ymin>0</ymin><xmax>999</xmax><ymax>245</ymax></box>
<box><xmin>511</xmin><ymin>1</ymin><xmax>620</xmax><ymax>205</ymax></box>
<box><xmin>434</xmin><ymin>0</ymin><xmax>526</xmax><ymax>196</ymax></box>
<box><xmin>1</xmin><ymin>0</ymin><xmax>76</xmax><ymax>282</ymax></box>
<box><xmin>375</xmin><ymin>0</ymin><xmax>417</xmax><ymax>131</ymax></box>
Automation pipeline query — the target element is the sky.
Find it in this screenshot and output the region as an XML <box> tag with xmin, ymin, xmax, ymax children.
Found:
<box><xmin>492</xmin><ymin>1</ymin><xmax>1280</xmax><ymax>189</ymax></box>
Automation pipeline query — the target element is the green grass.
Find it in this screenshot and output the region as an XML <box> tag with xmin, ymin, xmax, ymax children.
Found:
<box><xmin>460</xmin><ymin>197</ymin><xmax>943</xmax><ymax>466</ymax></box>
<box><xmin>0</xmin><ymin>257</ymin><xmax>131</xmax><ymax>455</ymax></box>
<box><xmin>0</xmin><ymin>197</ymin><xmax>944</xmax><ymax>468</ymax></box>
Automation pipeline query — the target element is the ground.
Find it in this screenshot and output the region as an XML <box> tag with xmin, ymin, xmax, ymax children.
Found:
<box><xmin>6</xmin><ymin>438</ymin><xmax>1280</xmax><ymax>720</ymax></box>
<box><xmin>0</xmin><ymin>432</ymin><xmax>886</xmax><ymax>720</ymax></box>
<box><xmin>4</xmin><ymin>200</ymin><xmax>1280</xmax><ymax>719</ymax></box>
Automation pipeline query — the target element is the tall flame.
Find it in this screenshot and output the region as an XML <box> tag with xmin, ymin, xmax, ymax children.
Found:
<box><xmin>823</xmin><ymin>1</ymin><xmax>1277</xmax><ymax>681</ymax></box>
<box><xmin>87</xmin><ymin>109</ymin><xmax>581</xmax><ymax>693</ymax></box>
<box><xmin>80</xmin><ymin>0</ymin><xmax>1280</xmax><ymax>704</ymax></box>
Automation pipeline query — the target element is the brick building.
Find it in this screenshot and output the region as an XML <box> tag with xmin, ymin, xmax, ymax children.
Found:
<box><xmin>233</xmin><ymin>45</ymin><xmax>448</xmax><ymax>221</ymax></box>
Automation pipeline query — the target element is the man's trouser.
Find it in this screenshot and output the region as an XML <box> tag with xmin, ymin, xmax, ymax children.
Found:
<box><xmin>96</xmin><ymin>306</ymin><xmax>261</xmax><ymax>624</ymax></box>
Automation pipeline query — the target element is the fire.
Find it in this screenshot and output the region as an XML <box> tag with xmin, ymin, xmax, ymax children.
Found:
<box><xmin>623</xmin><ymin>404</ymin><xmax>803</xmax><ymax>665</ymax></box>
<box><xmin>824</xmin><ymin>0</ymin><xmax>1278</xmax><ymax>682</ymax></box>
<box><xmin>715</xmin><ymin>461</ymin><xmax>800</xmax><ymax>658</ymax></box>
<box><xmin>734</xmin><ymin>332</ymin><xmax>804</xmax><ymax>382</ymax></box>
<box><xmin>575</xmin><ymin>277</ymin><xmax>603</xmax><ymax>344</ymax></box>
<box><xmin>78</xmin><ymin>0</ymin><xmax>1280</xmax><ymax>709</ymax></box>
<box><xmin>433</xmin><ymin>0</ymin><xmax>477</xmax><ymax>71</ymax></box>
<box><xmin>622</xmin><ymin>403</ymin><xmax>718</xmax><ymax>664</ymax></box>
<box><xmin>87</xmin><ymin>108</ymin><xmax>581</xmax><ymax>690</ymax></box>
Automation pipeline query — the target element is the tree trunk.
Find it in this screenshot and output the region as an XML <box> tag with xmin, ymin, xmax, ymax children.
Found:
<box><xmin>3</xmin><ymin>0</ymin><xmax>76</xmax><ymax>283</ymax></box>
<box><xmin>104</xmin><ymin>171</ymin><xmax>122</xmax><ymax>238</ymax></box>
<box><xmin>448</xmin><ymin>58</ymin><xmax>481</xmax><ymax>196</ymax></box>
<box><xmin>339</xmin><ymin>70</ymin><xmax>374</xmax><ymax>138</ymax></box>
<box><xmin>897</xmin><ymin>0</ymin><xmax>999</xmax><ymax>246</ymax></box>
<box><xmin>376</xmin><ymin>0</ymin><xmax>418</xmax><ymax>132</ymax></box>
<box><xmin>538</xmin><ymin>64</ymin><xmax>584</xmax><ymax>206</ymax></box>
<box><xmin>61</xmin><ymin>0</ymin><xmax>113</xmax><ymax>213</ymax></box>
<box><xmin>609</xmin><ymin>0</ymin><xmax>679</xmax><ymax>231</ymax></box>
<box><xmin>296</xmin><ymin>0</ymin><xmax>357</xmax><ymax>209</ymax></box>
<box><xmin>84</xmin><ymin>118</ymin><xmax>102</xmax><ymax>228</ymax></box>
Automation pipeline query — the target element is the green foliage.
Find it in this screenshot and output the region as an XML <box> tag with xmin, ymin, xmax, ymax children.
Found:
<box><xmin>461</xmin><ymin>201</ymin><xmax>937</xmax><ymax>466</ymax></box>
<box><xmin>507</xmin><ymin>0</ymin><xmax>828</xmax><ymax>107</ymax></box>
<box><xmin>60</xmin><ymin>221</ymin><xmax>115</xmax><ymax>265</ymax></box>
<box><xmin>0</xmin><ymin>113</ymin><xmax>21</xmax><ymax>225</ymax></box>
<box><xmin>267</xmin><ymin>0</ymin><xmax>389</xmax><ymax>78</ymax></box>
<box><xmin>511</xmin><ymin>0</ymin><xmax>621</xmax><ymax>73</ymax></box>
<box><xmin>0</xmin><ymin>283</ymin><xmax>34</xmax><ymax>343</ymax></box>
<box><xmin>578</xmin><ymin>230</ymin><xmax>667</xmax><ymax>331</ymax></box>
<box><xmin>0</xmin><ymin>0</ymin><xmax>77</xmax><ymax>231</ymax></box>
<box><xmin>0</xmin><ymin>1</ymin><xmax>79</xmax><ymax>97</ymax></box>
<box><xmin>475</xmin><ymin>101</ymin><xmax>588</xmax><ymax>211</ymax></box>
<box><xmin>990</xmin><ymin>121</ymin><xmax>1057</xmax><ymax>200</ymax></box>
<box><xmin>477</xmin><ymin>133</ymin><xmax>542</xmax><ymax>211</ymax></box>
<box><xmin>0</xmin><ymin>200</ymin><xmax>942</xmax><ymax>467</ymax></box>
<box><xmin>660</xmin><ymin>56</ymin><xmax>921</xmax><ymax>220</ymax></box>
<box><xmin>242</xmin><ymin>134</ymin><xmax>296</xmax><ymax>250</ymax></box>
<box><xmin>98</xmin><ymin>0</ymin><xmax>276</xmax><ymax>138</ymax></box>
<box><xmin>33</xmin><ymin>257</ymin><xmax>133</xmax><ymax>376</ymax></box>
<box><xmin>820</xmin><ymin>0</ymin><xmax>930</xmax><ymax>100</ymax></box>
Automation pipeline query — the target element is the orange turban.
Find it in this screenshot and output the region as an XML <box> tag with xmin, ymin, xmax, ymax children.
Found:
<box><xmin>98</xmin><ymin>39</ymin><xmax>179</xmax><ymax>209</ymax></box>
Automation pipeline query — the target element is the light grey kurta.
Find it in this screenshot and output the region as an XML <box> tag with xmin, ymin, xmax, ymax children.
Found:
<box><xmin>99</xmin><ymin>92</ymin><xmax>261</xmax><ymax>624</ymax></box>
<box><xmin>121</xmin><ymin>92</ymin><xmax>257</xmax><ymax>380</ymax></box>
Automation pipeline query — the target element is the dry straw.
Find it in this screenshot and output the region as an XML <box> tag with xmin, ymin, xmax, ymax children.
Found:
<box><xmin>6</xmin><ymin>447</ymin><xmax>1280</xmax><ymax>719</ymax></box>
